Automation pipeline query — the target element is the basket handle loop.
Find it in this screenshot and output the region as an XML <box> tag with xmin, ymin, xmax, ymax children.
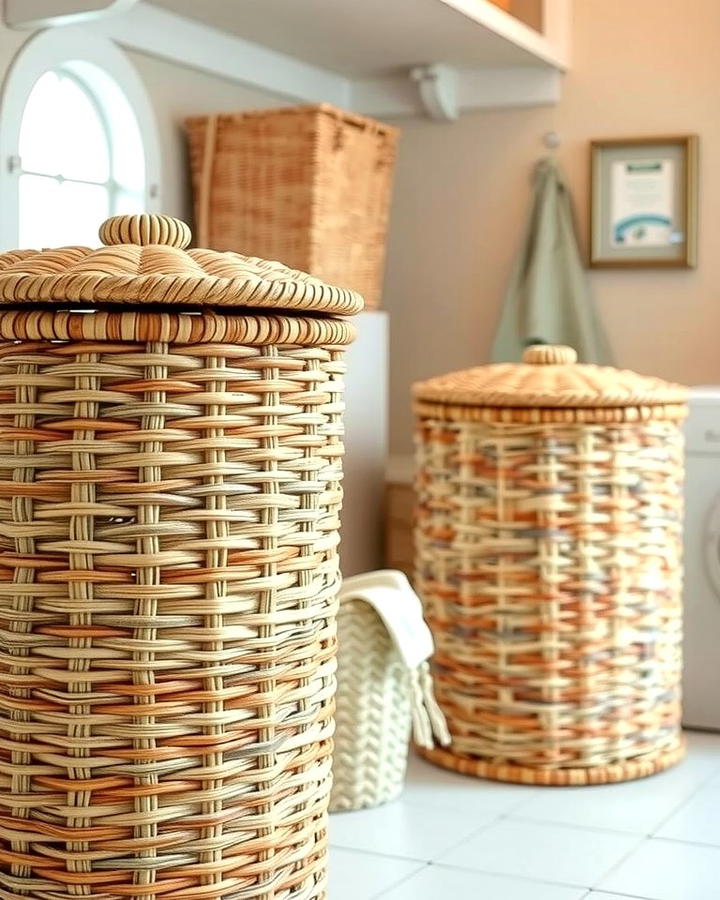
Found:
<box><xmin>197</xmin><ymin>114</ymin><xmax>218</xmax><ymax>248</ymax></box>
<box><xmin>333</xmin><ymin>122</ymin><xmax>346</xmax><ymax>152</ymax></box>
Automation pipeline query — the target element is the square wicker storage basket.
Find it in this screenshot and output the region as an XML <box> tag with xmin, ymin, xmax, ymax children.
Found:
<box><xmin>184</xmin><ymin>103</ymin><xmax>399</xmax><ymax>311</ymax></box>
<box><xmin>413</xmin><ymin>344</ymin><xmax>688</xmax><ymax>786</ymax></box>
<box><xmin>0</xmin><ymin>213</ymin><xmax>362</xmax><ymax>899</ymax></box>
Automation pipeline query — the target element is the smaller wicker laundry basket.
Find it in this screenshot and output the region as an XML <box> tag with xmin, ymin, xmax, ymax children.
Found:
<box><xmin>414</xmin><ymin>345</ymin><xmax>688</xmax><ymax>786</ymax></box>
<box><xmin>330</xmin><ymin>571</ymin><xmax>449</xmax><ymax>812</ymax></box>
<box><xmin>185</xmin><ymin>103</ymin><xmax>399</xmax><ymax>310</ymax></box>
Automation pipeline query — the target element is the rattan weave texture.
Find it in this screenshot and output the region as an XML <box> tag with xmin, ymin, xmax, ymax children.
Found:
<box><xmin>412</xmin><ymin>345</ymin><xmax>686</xmax><ymax>411</ymax></box>
<box><xmin>0</xmin><ymin>215</ymin><xmax>356</xmax><ymax>899</ymax></box>
<box><xmin>184</xmin><ymin>104</ymin><xmax>398</xmax><ymax>310</ymax></box>
<box><xmin>0</xmin><ymin>213</ymin><xmax>362</xmax><ymax>315</ymax></box>
<box><xmin>414</xmin><ymin>345</ymin><xmax>687</xmax><ymax>786</ymax></box>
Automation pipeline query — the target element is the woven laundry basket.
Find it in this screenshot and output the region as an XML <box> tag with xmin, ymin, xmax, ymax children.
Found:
<box><xmin>184</xmin><ymin>104</ymin><xmax>399</xmax><ymax>311</ymax></box>
<box><xmin>329</xmin><ymin>571</ymin><xmax>449</xmax><ymax>812</ymax></box>
<box><xmin>0</xmin><ymin>213</ymin><xmax>362</xmax><ymax>899</ymax></box>
<box><xmin>413</xmin><ymin>344</ymin><xmax>688</xmax><ymax>786</ymax></box>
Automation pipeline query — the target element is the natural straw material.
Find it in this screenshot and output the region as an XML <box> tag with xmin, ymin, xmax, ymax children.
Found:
<box><xmin>414</xmin><ymin>345</ymin><xmax>687</xmax><ymax>786</ymax></box>
<box><xmin>0</xmin><ymin>212</ymin><xmax>363</xmax><ymax>315</ymax></box>
<box><xmin>413</xmin><ymin>344</ymin><xmax>687</xmax><ymax>411</ymax></box>
<box><xmin>184</xmin><ymin>104</ymin><xmax>398</xmax><ymax>310</ymax></box>
<box><xmin>0</xmin><ymin>215</ymin><xmax>357</xmax><ymax>899</ymax></box>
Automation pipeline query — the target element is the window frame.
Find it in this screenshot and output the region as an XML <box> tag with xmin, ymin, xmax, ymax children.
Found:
<box><xmin>0</xmin><ymin>26</ymin><xmax>161</xmax><ymax>251</ymax></box>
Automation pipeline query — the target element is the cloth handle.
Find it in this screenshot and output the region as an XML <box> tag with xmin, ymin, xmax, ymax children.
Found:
<box><xmin>342</xmin><ymin>582</ymin><xmax>433</xmax><ymax>670</ymax></box>
<box><xmin>340</xmin><ymin>570</ymin><xmax>451</xmax><ymax>749</ymax></box>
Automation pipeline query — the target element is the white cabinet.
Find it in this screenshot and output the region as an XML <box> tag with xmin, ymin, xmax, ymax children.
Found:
<box><xmin>340</xmin><ymin>311</ymin><xmax>389</xmax><ymax>576</ymax></box>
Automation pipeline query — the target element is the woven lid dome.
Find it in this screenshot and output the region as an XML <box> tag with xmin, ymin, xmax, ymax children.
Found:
<box><xmin>0</xmin><ymin>214</ymin><xmax>363</xmax><ymax>315</ymax></box>
<box><xmin>413</xmin><ymin>345</ymin><xmax>687</xmax><ymax>409</ymax></box>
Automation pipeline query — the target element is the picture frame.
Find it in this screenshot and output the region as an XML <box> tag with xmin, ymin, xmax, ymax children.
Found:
<box><xmin>589</xmin><ymin>135</ymin><xmax>698</xmax><ymax>268</ymax></box>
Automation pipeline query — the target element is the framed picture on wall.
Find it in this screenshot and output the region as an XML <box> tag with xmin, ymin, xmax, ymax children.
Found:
<box><xmin>589</xmin><ymin>135</ymin><xmax>698</xmax><ymax>268</ymax></box>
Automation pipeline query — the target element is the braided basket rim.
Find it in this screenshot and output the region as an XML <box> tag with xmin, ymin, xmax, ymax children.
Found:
<box><xmin>0</xmin><ymin>309</ymin><xmax>356</xmax><ymax>346</ymax></box>
<box><xmin>418</xmin><ymin>739</ymin><xmax>686</xmax><ymax>786</ymax></box>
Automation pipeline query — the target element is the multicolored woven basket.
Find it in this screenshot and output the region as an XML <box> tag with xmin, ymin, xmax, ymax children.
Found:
<box><xmin>413</xmin><ymin>344</ymin><xmax>688</xmax><ymax>786</ymax></box>
<box><xmin>0</xmin><ymin>214</ymin><xmax>361</xmax><ymax>899</ymax></box>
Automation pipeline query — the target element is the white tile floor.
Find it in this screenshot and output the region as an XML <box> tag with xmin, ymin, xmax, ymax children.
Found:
<box><xmin>328</xmin><ymin>730</ymin><xmax>720</xmax><ymax>900</ymax></box>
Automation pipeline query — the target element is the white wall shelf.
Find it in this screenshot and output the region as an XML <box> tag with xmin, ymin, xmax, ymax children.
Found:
<box><xmin>84</xmin><ymin>0</ymin><xmax>571</xmax><ymax>118</ymax></box>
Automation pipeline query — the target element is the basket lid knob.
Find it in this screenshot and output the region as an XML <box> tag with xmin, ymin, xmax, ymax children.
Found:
<box><xmin>522</xmin><ymin>344</ymin><xmax>578</xmax><ymax>366</ymax></box>
<box><xmin>99</xmin><ymin>214</ymin><xmax>192</xmax><ymax>249</ymax></box>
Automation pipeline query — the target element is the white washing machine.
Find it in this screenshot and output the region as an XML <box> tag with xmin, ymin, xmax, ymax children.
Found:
<box><xmin>683</xmin><ymin>386</ymin><xmax>720</xmax><ymax>730</ymax></box>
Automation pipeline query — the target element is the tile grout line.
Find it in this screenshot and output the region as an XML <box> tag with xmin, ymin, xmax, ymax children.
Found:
<box><xmin>641</xmin><ymin>834</ymin><xmax>720</xmax><ymax>851</ymax></box>
<box><xmin>421</xmin><ymin>858</ymin><xmax>596</xmax><ymax>892</ymax></box>
<box><xmin>505</xmin><ymin>813</ymin><xmax>647</xmax><ymax>838</ymax></box>
<box><xmin>434</xmin><ymin>859</ymin><xmax>601</xmax><ymax>892</ymax></box>
<box><xmin>373</xmin><ymin>858</ymin><xmax>605</xmax><ymax>897</ymax></box>
<box><xmin>586</xmin><ymin>829</ymin><xmax>652</xmax><ymax>892</ymax></box>
<box><xmin>330</xmin><ymin>803</ymin><xmax>508</xmax><ymax>866</ymax></box>
<box><xmin>359</xmin><ymin>813</ymin><xmax>720</xmax><ymax>898</ymax></box>
<box><xmin>499</xmin><ymin>753</ymin><xmax>720</xmax><ymax>843</ymax></box>
<box><xmin>397</xmin><ymin>794</ymin><xmax>534</xmax><ymax>817</ymax></box>
<box><xmin>370</xmin><ymin>862</ymin><xmax>430</xmax><ymax>899</ymax></box>
<box><xmin>582</xmin><ymin>766</ymin><xmax>720</xmax><ymax>899</ymax></box>
<box><xmin>330</xmin><ymin>842</ymin><xmax>430</xmax><ymax>865</ymax></box>
<box><xmin>420</xmin><ymin>806</ymin><xmax>511</xmax><ymax>862</ymax></box>
<box><xmin>581</xmin><ymin>757</ymin><xmax>720</xmax><ymax>896</ymax></box>
<box><xmin>361</xmin><ymin>782</ymin><xmax>713</xmax><ymax>893</ymax></box>
<box><xmin>334</xmin><ymin>738</ymin><xmax>720</xmax><ymax>899</ymax></box>
<box><xmin>647</xmin><ymin>759</ymin><xmax>720</xmax><ymax>837</ymax></box>
<box><xmin>587</xmin><ymin>890</ymin><xmax>661</xmax><ymax>900</ymax></box>
<box><xmin>409</xmin><ymin>797</ymin><xmax>709</xmax><ymax>895</ymax></box>
<box><xmin>334</xmin><ymin>820</ymin><xmax>720</xmax><ymax>898</ymax></box>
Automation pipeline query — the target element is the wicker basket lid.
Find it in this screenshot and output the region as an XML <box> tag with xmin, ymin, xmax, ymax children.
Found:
<box><xmin>0</xmin><ymin>214</ymin><xmax>363</xmax><ymax>315</ymax></box>
<box><xmin>413</xmin><ymin>345</ymin><xmax>687</xmax><ymax>410</ymax></box>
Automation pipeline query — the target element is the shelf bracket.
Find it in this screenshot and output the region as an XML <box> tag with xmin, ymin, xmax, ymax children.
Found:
<box><xmin>410</xmin><ymin>64</ymin><xmax>458</xmax><ymax>121</ymax></box>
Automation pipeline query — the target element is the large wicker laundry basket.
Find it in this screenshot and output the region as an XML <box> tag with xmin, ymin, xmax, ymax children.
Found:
<box><xmin>0</xmin><ymin>213</ymin><xmax>362</xmax><ymax>899</ymax></box>
<box><xmin>414</xmin><ymin>344</ymin><xmax>688</xmax><ymax>786</ymax></box>
<box><xmin>184</xmin><ymin>104</ymin><xmax>399</xmax><ymax>311</ymax></box>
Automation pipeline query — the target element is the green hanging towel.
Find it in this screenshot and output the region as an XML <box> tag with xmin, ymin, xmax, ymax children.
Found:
<box><xmin>491</xmin><ymin>157</ymin><xmax>613</xmax><ymax>364</ymax></box>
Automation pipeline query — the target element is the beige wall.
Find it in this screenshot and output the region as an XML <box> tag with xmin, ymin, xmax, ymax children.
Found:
<box><xmin>384</xmin><ymin>0</ymin><xmax>720</xmax><ymax>453</ymax></box>
<box><xmin>0</xmin><ymin>24</ymin><xmax>26</xmax><ymax>67</ymax></box>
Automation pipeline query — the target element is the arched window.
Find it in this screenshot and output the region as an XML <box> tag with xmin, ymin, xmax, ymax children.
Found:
<box><xmin>18</xmin><ymin>66</ymin><xmax>146</xmax><ymax>248</ymax></box>
<box><xmin>0</xmin><ymin>28</ymin><xmax>161</xmax><ymax>250</ymax></box>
